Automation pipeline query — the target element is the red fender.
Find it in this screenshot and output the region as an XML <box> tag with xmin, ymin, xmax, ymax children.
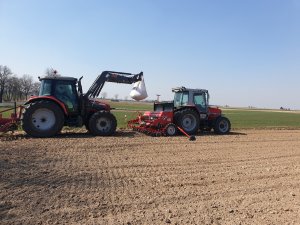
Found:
<box><xmin>25</xmin><ymin>96</ymin><xmax>68</xmax><ymax>115</ymax></box>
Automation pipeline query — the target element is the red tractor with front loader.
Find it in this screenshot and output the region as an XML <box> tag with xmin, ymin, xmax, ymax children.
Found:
<box><xmin>128</xmin><ymin>87</ymin><xmax>231</xmax><ymax>136</ymax></box>
<box><xmin>0</xmin><ymin>70</ymin><xmax>143</xmax><ymax>137</ymax></box>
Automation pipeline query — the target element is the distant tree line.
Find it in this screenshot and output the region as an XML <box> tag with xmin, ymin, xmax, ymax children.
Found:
<box><xmin>0</xmin><ymin>65</ymin><xmax>40</xmax><ymax>103</ymax></box>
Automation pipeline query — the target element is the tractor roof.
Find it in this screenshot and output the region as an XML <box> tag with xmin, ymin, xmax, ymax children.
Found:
<box><xmin>39</xmin><ymin>76</ymin><xmax>78</xmax><ymax>82</ymax></box>
<box><xmin>172</xmin><ymin>86</ymin><xmax>208</xmax><ymax>93</ymax></box>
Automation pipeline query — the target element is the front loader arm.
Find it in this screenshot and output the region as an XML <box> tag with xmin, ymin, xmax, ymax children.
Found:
<box><xmin>84</xmin><ymin>71</ymin><xmax>143</xmax><ymax>98</ymax></box>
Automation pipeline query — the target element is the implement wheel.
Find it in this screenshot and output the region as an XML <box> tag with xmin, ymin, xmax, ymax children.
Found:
<box><xmin>88</xmin><ymin>111</ymin><xmax>117</xmax><ymax>136</ymax></box>
<box><xmin>21</xmin><ymin>100</ymin><xmax>64</xmax><ymax>137</ymax></box>
<box><xmin>165</xmin><ymin>123</ymin><xmax>177</xmax><ymax>136</ymax></box>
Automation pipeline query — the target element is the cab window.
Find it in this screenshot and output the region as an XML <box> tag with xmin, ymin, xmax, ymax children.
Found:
<box><xmin>54</xmin><ymin>81</ymin><xmax>78</xmax><ymax>112</ymax></box>
<box><xmin>39</xmin><ymin>80</ymin><xmax>52</xmax><ymax>96</ymax></box>
<box><xmin>174</xmin><ymin>91</ymin><xmax>189</xmax><ymax>107</ymax></box>
<box><xmin>193</xmin><ymin>93</ymin><xmax>206</xmax><ymax>110</ymax></box>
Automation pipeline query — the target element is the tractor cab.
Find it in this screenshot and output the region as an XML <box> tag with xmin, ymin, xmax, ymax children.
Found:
<box><xmin>172</xmin><ymin>87</ymin><xmax>209</xmax><ymax>113</ymax></box>
<box><xmin>39</xmin><ymin>76</ymin><xmax>79</xmax><ymax>114</ymax></box>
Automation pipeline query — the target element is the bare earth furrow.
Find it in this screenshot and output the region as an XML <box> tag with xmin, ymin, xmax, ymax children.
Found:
<box><xmin>1</xmin><ymin>129</ymin><xmax>300</xmax><ymax>224</ymax></box>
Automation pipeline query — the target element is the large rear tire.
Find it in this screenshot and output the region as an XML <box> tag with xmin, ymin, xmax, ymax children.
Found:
<box><xmin>174</xmin><ymin>108</ymin><xmax>200</xmax><ymax>135</ymax></box>
<box><xmin>214</xmin><ymin>116</ymin><xmax>231</xmax><ymax>134</ymax></box>
<box><xmin>21</xmin><ymin>101</ymin><xmax>65</xmax><ymax>137</ymax></box>
<box><xmin>88</xmin><ymin>111</ymin><xmax>117</xmax><ymax>136</ymax></box>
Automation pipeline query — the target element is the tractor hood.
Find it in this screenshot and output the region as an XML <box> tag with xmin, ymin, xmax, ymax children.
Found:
<box><xmin>208</xmin><ymin>106</ymin><xmax>222</xmax><ymax>119</ymax></box>
<box><xmin>88</xmin><ymin>99</ymin><xmax>111</xmax><ymax>111</ymax></box>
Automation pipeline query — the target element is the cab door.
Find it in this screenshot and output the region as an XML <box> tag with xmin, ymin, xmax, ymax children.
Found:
<box><xmin>54</xmin><ymin>80</ymin><xmax>79</xmax><ymax>114</ymax></box>
<box><xmin>193</xmin><ymin>92</ymin><xmax>208</xmax><ymax>119</ymax></box>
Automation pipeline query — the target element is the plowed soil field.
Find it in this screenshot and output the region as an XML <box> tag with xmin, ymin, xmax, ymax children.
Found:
<box><xmin>1</xmin><ymin>129</ymin><xmax>300</xmax><ymax>225</ymax></box>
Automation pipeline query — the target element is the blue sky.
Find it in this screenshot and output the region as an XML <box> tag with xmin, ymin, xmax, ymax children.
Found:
<box><xmin>0</xmin><ymin>0</ymin><xmax>299</xmax><ymax>109</ymax></box>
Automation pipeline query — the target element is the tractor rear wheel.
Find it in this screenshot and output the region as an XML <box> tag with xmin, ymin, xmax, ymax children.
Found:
<box><xmin>88</xmin><ymin>111</ymin><xmax>117</xmax><ymax>136</ymax></box>
<box><xmin>165</xmin><ymin>123</ymin><xmax>177</xmax><ymax>136</ymax></box>
<box><xmin>174</xmin><ymin>108</ymin><xmax>200</xmax><ymax>135</ymax></box>
<box><xmin>214</xmin><ymin>116</ymin><xmax>231</xmax><ymax>134</ymax></box>
<box><xmin>21</xmin><ymin>100</ymin><xmax>65</xmax><ymax>137</ymax></box>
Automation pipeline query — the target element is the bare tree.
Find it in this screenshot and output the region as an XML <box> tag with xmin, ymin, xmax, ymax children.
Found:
<box><xmin>114</xmin><ymin>94</ymin><xmax>119</xmax><ymax>100</ymax></box>
<box><xmin>0</xmin><ymin>65</ymin><xmax>12</xmax><ymax>103</ymax></box>
<box><xmin>20</xmin><ymin>74</ymin><xmax>33</xmax><ymax>99</ymax></box>
<box><xmin>45</xmin><ymin>68</ymin><xmax>61</xmax><ymax>77</ymax></box>
<box><xmin>30</xmin><ymin>82</ymin><xmax>40</xmax><ymax>96</ymax></box>
<box><xmin>4</xmin><ymin>75</ymin><xmax>21</xmax><ymax>101</ymax></box>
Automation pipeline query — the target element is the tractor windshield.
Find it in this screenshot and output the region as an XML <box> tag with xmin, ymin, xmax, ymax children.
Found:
<box><xmin>174</xmin><ymin>91</ymin><xmax>189</xmax><ymax>108</ymax></box>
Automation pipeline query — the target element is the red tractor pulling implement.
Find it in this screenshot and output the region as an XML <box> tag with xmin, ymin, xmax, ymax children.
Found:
<box><xmin>128</xmin><ymin>87</ymin><xmax>231</xmax><ymax>138</ymax></box>
<box><xmin>0</xmin><ymin>70</ymin><xmax>143</xmax><ymax>137</ymax></box>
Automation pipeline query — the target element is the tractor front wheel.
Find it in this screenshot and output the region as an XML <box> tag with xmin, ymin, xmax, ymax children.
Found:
<box><xmin>214</xmin><ymin>116</ymin><xmax>231</xmax><ymax>134</ymax></box>
<box><xmin>88</xmin><ymin>111</ymin><xmax>117</xmax><ymax>136</ymax></box>
<box><xmin>21</xmin><ymin>100</ymin><xmax>65</xmax><ymax>137</ymax></box>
